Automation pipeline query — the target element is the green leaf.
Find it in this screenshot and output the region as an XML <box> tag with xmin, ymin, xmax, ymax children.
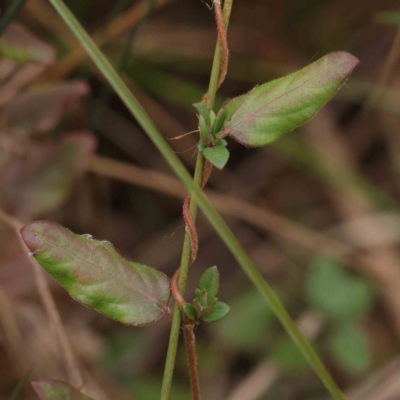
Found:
<box><xmin>327</xmin><ymin>325</ymin><xmax>371</xmax><ymax>374</ymax></box>
<box><xmin>0</xmin><ymin>23</ymin><xmax>55</xmax><ymax>64</ymax></box>
<box><xmin>197</xmin><ymin>290</ymin><xmax>209</xmax><ymax>308</ymax></box>
<box><xmin>203</xmin><ymin>146</ymin><xmax>229</xmax><ymax>170</ymax></box>
<box><xmin>201</xmin><ymin>301</ymin><xmax>229</xmax><ymax>322</ymax></box>
<box><xmin>306</xmin><ymin>257</ymin><xmax>374</xmax><ymax>322</ymax></box>
<box><xmin>20</xmin><ymin>221</ymin><xmax>171</xmax><ymax>326</ymax></box>
<box><xmin>32</xmin><ymin>380</ymin><xmax>95</xmax><ymax>400</ymax></box>
<box><xmin>199</xmin><ymin>115</ymin><xmax>209</xmax><ymax>142</ymax></box>
<box><xmin>212</xmin><ymin>108</ymin><xmax>227</xmax><ymax>137</ymax></box>
<box><xmin>219</xmin><ymin>52</ymin><xmax>359</xmax><ymax>147</ymax></box>
<box><xmin>199</xmin><ymin>266</ymin><xmax>219</xmax><ymax>306</ymax></box>
<box><xmin>194</xmin><ymin>288</ymin><xmax>203</xmax><ymax>302</ymax></box>
<box><xmin>183</xmin><ymin>303</ymin><xmax>197</xmax><ymax>321</ymax></box>
<box><xmin>216</xmin><ymin>139</ymin><xmax>228</xmax><ymax>147</ymax></box>
<box><xmin>192</xmin><ymin>102</ymin><xmax>211</xmax><ymax>126</ymax></box>
<box><xmin>209</xmin><ymin>110</ymin><xmax>216</xmax><ymax>127</ymax></box>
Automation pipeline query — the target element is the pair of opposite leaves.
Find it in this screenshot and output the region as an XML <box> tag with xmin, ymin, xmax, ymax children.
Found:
<box><xmin>21</xmin><ymin>52</ymin><xmax>359</xmax><ymax>330</ymax></box>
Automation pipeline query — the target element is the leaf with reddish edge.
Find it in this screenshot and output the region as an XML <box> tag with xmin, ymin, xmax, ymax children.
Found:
<box><xmin>219</xmin><ymin>52</ymin><xmax>359</xmax><ymax>147</ymax></box>
<box><xmin>0</xmin><ymin>23</ymin><xmax>55</xmax><ymax>65</ymax></box>
<box><xmin>0</xmin><ymin>133</ymin><xmax>96</xmax><ymax>218</ymax></box>
<box><xmin>32</xmin><ymin>380</ymin><xmax>95</xmax><ymax>400</ymax></box>
<box><xmin>4</xmin><ymin>81</ymin><xmax>89</xmax><ymax>135</ymax></box>
<box><xmin>20</xmin><ymin>221</ymin><xmax>171</xmax><ymax>326</ymax></box>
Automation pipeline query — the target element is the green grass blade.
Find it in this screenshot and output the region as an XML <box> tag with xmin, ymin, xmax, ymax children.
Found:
<box><xmin>47</xmin><ymin>1</ymin><xmax>344</xmax><ymax>397</ymax></box>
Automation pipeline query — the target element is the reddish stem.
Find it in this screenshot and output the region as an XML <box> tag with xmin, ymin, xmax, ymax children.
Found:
<box><xmin>172</xmin><ymin>270</ymin><xmax>200</xmax><ymax>399</ymax></box>
<box><xmin>183</xmin><ymin>195</ymin><xmax>199</xmax><ymax>265</ymax></box>
<box><xmin>183</xmin><ymin>324</ymin><xmax>201</xmax><ymax>400</ymax></box>
<box><xmin>214</xmin><ymin>0</ymin><xmax>229</xmax><ymax>87</ymax></box>
<box><xmin>183</xmin><ymin>160</ymin><xmax>212</xmax><ymax>265</ymax></box>
<box><xmin>171</xmin><ymin>270</ymin><xmax>185</xmax><ymax>310</ymax></box>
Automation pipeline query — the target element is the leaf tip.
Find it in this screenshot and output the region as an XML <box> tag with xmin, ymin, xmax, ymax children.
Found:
<box><xmin>20</xmin><ymin>220</ymin><xmax>47</xmax><ymax>253</ymax></box>
<box><xmin>331</xmin><ymin>51</ymin><xmax>360</xmax><ymax>71</ymax></box>
<box><xmin>20</xmin><ymin>223</ymin><xmax>35</xmax><ymax>253</ymax></box>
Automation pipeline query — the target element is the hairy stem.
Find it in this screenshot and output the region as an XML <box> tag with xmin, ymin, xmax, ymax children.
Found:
<box><xmin>183</xmin><ymin>324</ymin><xmax>200</xmax><ymax>400</ymax></box>
<box><xmin>206</xmin><ymin>0</ymin><xmax>232</xmax><ymax>109</ymax></box>
<box><xmin>214</xmin><ymin>0</ymin><xmax>229</xmax><ymax>88</ymax></box>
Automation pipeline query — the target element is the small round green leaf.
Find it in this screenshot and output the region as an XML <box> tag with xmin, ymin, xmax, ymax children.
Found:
<box><xmin>202</xmin><ymin>301</ymin><xmax>229</xmax><ymax>322</ymax></box>
<box><xmin>183</xmin><ymin>303</ymin><xmax>197</xmax><ymax>321</ymax></box>
<box><xmin>216</xmin><ymin>139</ymin><xmax>228</xmax><ymax>147</ymax></box>
<box><xmin>203</xmin><ymin>146</ymin><xmax>229</xmax><ymax>170</ymax></box>
<box><xmin>199</xmin><ymin>266</ymin><xmax>219</xmax><ymax>306</ymax></box>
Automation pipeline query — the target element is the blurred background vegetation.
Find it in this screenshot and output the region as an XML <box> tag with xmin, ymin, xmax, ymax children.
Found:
<box><xmin>1</xmin><ymin>0</ymin><xmax>400</xmax><ymax>399</ymax></box>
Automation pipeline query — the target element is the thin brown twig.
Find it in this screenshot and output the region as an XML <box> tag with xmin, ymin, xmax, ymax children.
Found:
<box><xmin>0</xmin><ymin>209</ymin><xmax>83</xmax><ymax>388</ymax></box>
